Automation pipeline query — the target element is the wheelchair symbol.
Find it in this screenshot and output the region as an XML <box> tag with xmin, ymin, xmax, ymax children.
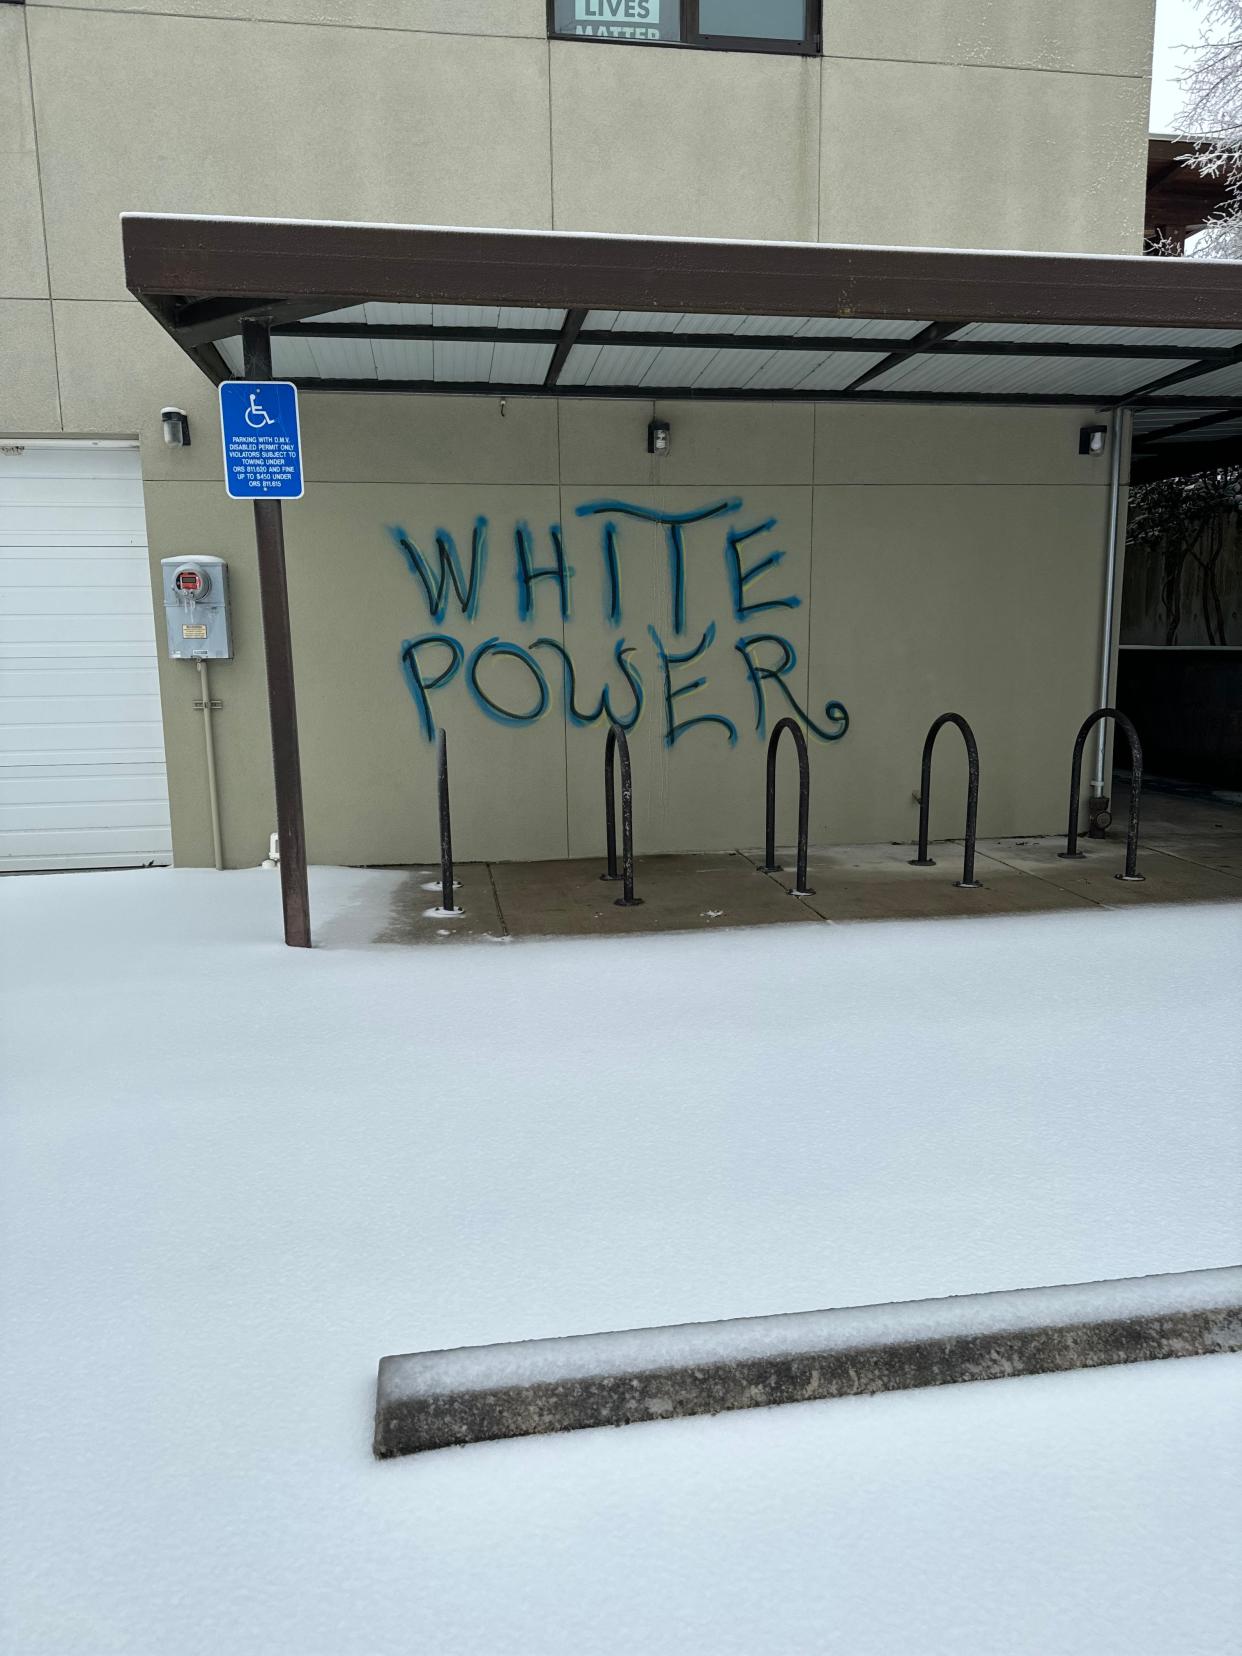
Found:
<box><xmin>244</xmin><ymin>391</ymin><xmax>275</xmax><ymax>429</ymax></box>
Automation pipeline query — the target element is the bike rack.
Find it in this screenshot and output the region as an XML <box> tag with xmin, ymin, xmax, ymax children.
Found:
<box><xmin>758</xmin><ymin>717</ymin><xmax>814</xmax><ymax>895</ymax></box>
<box><xmin>437</xmin><ymin>728</ymin><xmax>460</xmax><ymax>913</ymax></box>
<box><xmin>602</xmin><ymin>722</ymin><xmax>642</xmax><ymax>907</ymax></box>
<box><xmin>1058</xmin><ymin>708</ymin><xmax>1144</xmax><ymax>881</ymax></box>
<box><xmin>909</xmin><ymin>712</ymin><xmax>983</xmax><ymax>889</ymax></box>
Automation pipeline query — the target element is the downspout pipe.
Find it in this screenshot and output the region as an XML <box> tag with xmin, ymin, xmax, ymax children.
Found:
<box><xmin>1092</xmin><ymin>406</ymin><xmax>1129</xmax><ymax>801</ymax></box>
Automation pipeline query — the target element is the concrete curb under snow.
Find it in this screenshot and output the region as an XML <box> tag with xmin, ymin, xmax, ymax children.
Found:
<box><xmin>373</xmin><ymin>1266</ymin><xmax>1242</xmax><ymax>1459</ymax></box>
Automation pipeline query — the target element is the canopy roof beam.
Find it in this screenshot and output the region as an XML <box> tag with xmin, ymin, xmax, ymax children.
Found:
<box><xmin>844</xmin><ymin>320</ymin><xmax>963</xmax><ymax>392</ymax></box>
<box><xmin>1133</xmin><ymin>407</ymin><xmax>1242</xmax><ymax>446</ymax></box>
<box><xmin>1115</xmin><ymin>337</ymin><xmax>1242</xmax><ymax>403</ymax></box>
<box><xmin>122</xmin><ymin>215</ymin><xmax>1242</xmax><ymax>335</ymax></box>
<box><xmin>268</xmin><ymin>381</ymin><xmax>1242</xmax><ymax>410</ymax></box>
<box><xmin>270</xmin><ymin>319</ymin><xmax>1242</xmax><ymax>364</ymax></box>
<box><xmin>543</xmin><ymin>307</ymin><xmax>587</xmax><ymax>387</ymax></box>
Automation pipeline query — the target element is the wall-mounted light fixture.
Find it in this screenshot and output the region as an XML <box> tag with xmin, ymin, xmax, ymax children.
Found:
<box><xmin>161</xmin><ymin>407</ymin><xmax>191</xmax><ymax>448</ymax></box>
<box><xmin>647</xmin><ymin>418</ymin><xmax>671</xmax><ymax>457</ymax></box>
<box><xmin>1079</xmin><ymin>424</ymin><xmax>1107</xmax><ymax>456</ymax></box>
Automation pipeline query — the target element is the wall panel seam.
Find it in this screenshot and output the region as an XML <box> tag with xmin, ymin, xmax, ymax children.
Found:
<box><xmin>821</xmin><ymin>52</ymin><xmax>1151</xmax><ymax>84</ymax></box>
<box><xmin>22</xmin><ymin>3</ymin><xmax>545</xmax><ymax>43</ymax></box>
<box><xmin>555</xmin><ymin>396</ymin><xmax>570</xmax><ymax>858</ymax></box>
<box><xmin>547</xmin><ymin>31</ymin><xmax>557</xmax><ymax>232</ymax></box>
<box><xmin>814</xmin><ymin>52</ymin><xmax>823</xmax><ymax>244</ymax></box>
<box><xmin>23</xmin><ymin>7</ymin><xmax>1154</xmax><ymax>80</ymax></box>
<box><xmin>21</xmin><ymin>5</ymin><xmax>62</xmax><ymax>426</ymax></box>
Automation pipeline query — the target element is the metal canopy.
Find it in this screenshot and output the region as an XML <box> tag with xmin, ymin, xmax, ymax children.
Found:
<box><xmin>123</xmin><ymin>214</ymin><xmax>1242</xmax><ymax>476</ymax></box>
<box><xmin>120</xmin><ymin>213</ymin><xmax>1242</xmax><ymax>947</ymax></box>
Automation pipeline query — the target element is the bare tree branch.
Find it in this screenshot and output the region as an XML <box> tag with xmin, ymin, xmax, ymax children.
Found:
<box><xmin>1176</xmin><ymin>0</ymin><xmax>1242</xmax><ymax>245</ymax></box>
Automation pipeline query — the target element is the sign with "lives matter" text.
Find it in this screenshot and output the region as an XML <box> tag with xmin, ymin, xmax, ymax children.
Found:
<box><xmin>554</xmin><ymin>0</ymin><xmax>677</xmax><ymax>41</ymax></box>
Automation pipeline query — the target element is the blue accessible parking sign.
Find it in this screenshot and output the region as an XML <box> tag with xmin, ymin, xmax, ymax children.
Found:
<box><xmin>219</xmin><ymin>380</ymin><xmax>304</xmax><ymax>500</ymax></box>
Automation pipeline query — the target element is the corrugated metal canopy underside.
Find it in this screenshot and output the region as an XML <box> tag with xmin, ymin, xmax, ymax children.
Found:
<box><xmin>213</xmin><ymin>306</ymin><xmax>1242</xmax><ymax>403</ymax></box>
<box><xmin>209</xmin><ymin>308</ymin><xmax>1242</xmax><ymax>476</ymax></box>
<box><xmin>212</xmin><ymin>306</ymin><xmax>1242</xmax><ymax>473</ymax></box>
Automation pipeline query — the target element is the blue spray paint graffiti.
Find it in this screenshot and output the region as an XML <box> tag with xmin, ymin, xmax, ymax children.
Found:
<box><xmin>573</xmin><ymin>497</ymin><xmax>740</xmax><ymax>635</ymax></box>
<box><xmin>389</xmin><ymin>520</ymin><xmax>487</xmax><ymax>623</ymax></box>
<box><xmin>390</xmin><ymin>497</ymin><xmax>849</xmax><ymax>747</ymax></box>
<box><xmin>734</xmin><ymin>634</ymin><xmax>850</xmax><ymax>742</ymax></box>
<box><xmin>401</xmin><ymin>634</ymin><xmax>464</xmax><ymax>741</ymax></box>
<box><xmin>648</xmin><ymin>622</ymin><xmax>738</xmax><ymax>748</ymax></box>
<box><xmin>531</xmin><ymin>637</ymin><xmax>644</xmax><ymax>730</ymax></box>
<box><xmin>514</xmin><ymin>522</ymin><xmax>573</xmax><ymax>623</ymax></box>
<box><xmin>724</xmin><ymin>520</ymin><xmax>801</xmax><ymax>622</ymax></box>
<box><xmin>467</xmin><ymin>638</ymin><xmax>550</xmax><ymax>727</ymax></box>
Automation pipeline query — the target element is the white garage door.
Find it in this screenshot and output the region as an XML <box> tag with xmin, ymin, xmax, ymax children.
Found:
<box><xmin>0</xmin><ymin>441</ymin><xmax>172</xmax><ymax>871</ymax></box>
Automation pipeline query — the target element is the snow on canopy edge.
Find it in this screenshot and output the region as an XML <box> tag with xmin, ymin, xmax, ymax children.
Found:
<box><xmin>116</xmin><ymin>212</ymin><xmax>1242</xmax><ymax>269</ymax></box>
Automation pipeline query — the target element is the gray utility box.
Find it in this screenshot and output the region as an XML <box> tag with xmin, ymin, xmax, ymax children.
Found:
<box><xmin>161</xmin><ymin>556</ymin><xmax>232</xmax><ymax>660</ymax></box>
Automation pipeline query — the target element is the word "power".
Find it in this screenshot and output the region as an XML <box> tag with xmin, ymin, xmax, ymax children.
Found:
<box><xmin>388</xmin><ymin>496</ymin><xmax>850</xmax><ymax>751</ymax></box>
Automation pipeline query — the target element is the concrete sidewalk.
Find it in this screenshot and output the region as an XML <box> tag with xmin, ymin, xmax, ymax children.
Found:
<box><xmin>371</xmin><ymin>785</ymin><xmax>1242</xmax><ymax>945</ymax></box>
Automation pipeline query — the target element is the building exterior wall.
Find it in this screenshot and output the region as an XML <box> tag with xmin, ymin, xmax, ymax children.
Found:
<box><xmin>1</xmin><ymin>0</ymin><xmax>1156</xmax><ymax>866</ymax></box>
<box><xmin>141</xmin><ymin>397</ymin><xmax>1113</xmax><ymax>867</ymax></box>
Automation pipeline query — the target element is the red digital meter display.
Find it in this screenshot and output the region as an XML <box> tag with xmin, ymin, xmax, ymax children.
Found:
<box><xmin>175</xmin><ymin>569</ymin><xmax>204</xmax><ymax>595</ymax></box>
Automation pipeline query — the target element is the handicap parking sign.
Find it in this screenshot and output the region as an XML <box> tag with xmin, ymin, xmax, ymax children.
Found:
<box><xmin>219</xmin><ymin>380</ymin><xmax>304</xmax><ymax>500</ymax></box>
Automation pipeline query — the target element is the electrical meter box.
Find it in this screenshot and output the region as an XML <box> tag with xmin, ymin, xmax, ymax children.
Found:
<box><xmin>161</xmin><ymin>556</ymin><xmax>232</xmax><ymax>660</ymax></box>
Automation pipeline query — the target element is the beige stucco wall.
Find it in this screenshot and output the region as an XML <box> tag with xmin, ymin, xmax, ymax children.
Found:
<box><xmin>1</xmin><ymin>0</ymin><xmax>1153</xmax><ymax>865</ymax></box>
<box><xmin>140</xmin><ymin>398</ymin><xmax>1114</xmax><ymax>868</ymax></box>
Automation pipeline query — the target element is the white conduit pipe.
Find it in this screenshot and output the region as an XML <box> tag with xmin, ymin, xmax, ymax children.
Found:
<box><xmin>197</xmin><ymin>657</ymin><xmax>224</xmax><ymax>871</ymax></box>
<box><xmin>1093</xmin><ymin>406</ymin><xmax>1130</xmax><ymax>797</ymax></box>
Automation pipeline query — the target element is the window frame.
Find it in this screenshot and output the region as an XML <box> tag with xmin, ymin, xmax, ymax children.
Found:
<box><xmin>686</xmin><ymin>0</ymin><xmax>821</xmax><ymax>55</ymax></box>
<box><xmin>547</xmin><ymin>0</ymin><xmax>822</xmax><ymax>57</ymax></box>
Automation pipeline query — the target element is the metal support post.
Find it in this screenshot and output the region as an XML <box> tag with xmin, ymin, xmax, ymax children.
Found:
<box><xmin>242</xmin><ymin>317</ymin><xmax>311</xmax><ymax>947</ymax></box>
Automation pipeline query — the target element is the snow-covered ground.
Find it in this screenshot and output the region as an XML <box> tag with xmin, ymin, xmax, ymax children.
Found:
<box><xmin>2</xmin><ymin>867</ymin><xmax>1240</xmax><ymax>1655</ymax></box>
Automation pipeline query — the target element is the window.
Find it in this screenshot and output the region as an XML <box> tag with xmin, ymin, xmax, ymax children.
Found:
<box><xmin>693</xmin><ymin>0</ymin><xmax>809</xmax><ymax>45</ymax></box>
<box><xmin>549</xmin><ymin>0</ymin><xmax>821</xmax><ymax>55</ymax></box>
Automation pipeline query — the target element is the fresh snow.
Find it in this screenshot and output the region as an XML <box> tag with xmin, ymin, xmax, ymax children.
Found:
<box><xmin>1</xmin><ymin>866</ymin><xmax>1240</xmax><ymax>1656</ymax></box>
